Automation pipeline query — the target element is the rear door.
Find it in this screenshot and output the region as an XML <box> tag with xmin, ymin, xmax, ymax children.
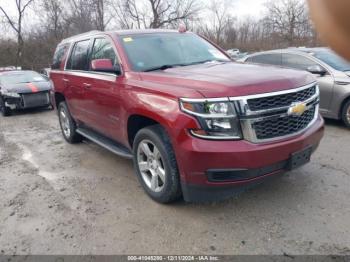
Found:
<box><xmin>83</xmin><ymin>37</ymin><xmax>124</xmax><ymax>141</ymax></box>
<box><xmin>282</xmin><ymin>53</ymin><xmax>334</xmax><ymax>110</ymax></box>
<box><xmin>64</xmin><ymin>39</ymin><xmax>93</xmax><ymax>123</ymax></box>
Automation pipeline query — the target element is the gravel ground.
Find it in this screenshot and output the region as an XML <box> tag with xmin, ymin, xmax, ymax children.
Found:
<box><xmin>0</xmin><ymin>108</ymin><xmax>349</xmax><ymax>255</ymax></box>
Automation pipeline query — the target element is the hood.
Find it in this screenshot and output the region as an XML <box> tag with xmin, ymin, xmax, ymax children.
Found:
<box><xmin>3</xmin><ymin>81</ymin><xmax>52</xmax><ymax>94</ymax></box>
<box><xmin>139</xmin><ymin>62</ymin><xmax>316</xmax><ymax>98</ymax></box>
<box><xmin>333</xmin><ymin>70</ymin><xmax>350</xmax><ymax>84</ymax></box>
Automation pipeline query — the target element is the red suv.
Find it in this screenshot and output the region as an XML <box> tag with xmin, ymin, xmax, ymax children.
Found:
<box><xmin>50</xmin><ymin>29</ymin><xmax>324</xmax><ymax>203</ymax></box>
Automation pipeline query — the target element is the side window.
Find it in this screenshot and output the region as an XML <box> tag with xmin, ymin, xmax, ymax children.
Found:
<box><xmin>90</xmin><ymin>38</ymin><xmax>119</xmax><ymax>68</ymax></box>
<box><xmin>250</xmin><ymin>54</ymin><xmax>282</xmax><ymax>66</ymax></box>
<box><xmin>66</xmin><ymin>40</ymin><xmax>91</xmax><ymax>71</ymax></box>
<box><xmin>282</xmin><ymin>54</ymin><xmax>318</xmax><ymax>71</ymax></box>
<box><xmin>51</xmin><ymin>44</ymin><xmax>69</xmax><ymax>70</ymax></box>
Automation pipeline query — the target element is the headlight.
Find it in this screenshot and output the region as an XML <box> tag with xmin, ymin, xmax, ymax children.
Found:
<box><xmin>180</xmin><ymin>98</ymin><xmax>242</xmax><ymax>140</ymax></box>
<box><xmin>4</xmin><ymin>92</ymin><xmax>20</xmax><ymax>98</ymax></box>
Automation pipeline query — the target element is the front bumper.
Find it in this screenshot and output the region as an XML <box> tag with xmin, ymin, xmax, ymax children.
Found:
<box><xmin>174</xmin><ymin>115</ymin><xmax>324</xmax><ymax>202</ymax></box>
<box><xmin>4</xmin><ymin>91</ymin><xmax>51</xmax><ymax>109</ymax></box>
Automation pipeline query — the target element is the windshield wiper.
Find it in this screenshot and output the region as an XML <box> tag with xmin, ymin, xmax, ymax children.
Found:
<box><xmin>143</xmin><ymin>60</ymin><xmax>229</xmax><ymax>72</ymax></box>
<box><xmin>184</xmin><ymin>59</ymin><xmax>229</xmax><ymax>66</ymax></box>
<box><xmin>144</xmin><ymin>64</ymin><xmax>184</xmax><ymax>72</ymax></box>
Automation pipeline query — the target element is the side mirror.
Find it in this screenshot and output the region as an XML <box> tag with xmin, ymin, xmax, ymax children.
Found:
<box><xmin>307</xmin><ymin>65</ymin><xmax>327</xmax><ymax>76</ymax></box>
<box><xmin>91</xmin><ymin>59</ymin><xmax>121</xmax><ymax>75</ymax></box>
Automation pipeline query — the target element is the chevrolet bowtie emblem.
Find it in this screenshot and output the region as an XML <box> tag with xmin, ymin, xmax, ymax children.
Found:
<box><xmin>288</xmin><ymin>102</ymin><xmax>307</xmax><ymax>116</ymax></box>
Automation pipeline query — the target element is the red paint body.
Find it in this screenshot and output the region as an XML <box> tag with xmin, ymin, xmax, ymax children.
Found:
<box><xmin>51</xmin><ymin>30</ymin><xmax>324</xmax><ymax>200</ymax></box>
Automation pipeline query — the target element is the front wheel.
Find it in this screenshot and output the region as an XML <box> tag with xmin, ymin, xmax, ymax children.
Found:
<box><xmin>133</xmin><ymin>125</ymin><xmax>182</xmax><ymax>203</ymax></box>
<box><xmin>0</xmin><ymin>96</ymin><xmax>11</xmax><ymax>117</ymax></box>
<box><xmin>342</xmin><ymin>100</ymin><xmax>350</xmax><ymax>128</ymax></box>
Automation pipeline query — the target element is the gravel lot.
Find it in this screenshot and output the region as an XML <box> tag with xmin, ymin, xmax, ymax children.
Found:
<box><xmin>0</xmin><ymin>109</ymin><xmax>349</xmax><ymax>255</ymax></box>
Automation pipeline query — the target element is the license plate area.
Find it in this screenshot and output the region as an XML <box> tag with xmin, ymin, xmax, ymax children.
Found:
<box><xmin>288</xmin><ymin>146</ymin><xmax>313</xmax><ymax>170</ymax></box>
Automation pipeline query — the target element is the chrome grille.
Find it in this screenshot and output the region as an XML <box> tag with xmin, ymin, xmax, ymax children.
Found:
<box><xmin>232</xmin><ymin>83</ymin><xmax>319</xmax><ymax>143</ymax></box>
<box><xmin>253</xmin><ymin>107</ymin><xmax>316</xmax><ymax>140</ymax></box>
<box><xmin>247</xmin><ymin>86</ymin><xmax>316</xmax><ymax>111</ymax></box>
<box><xmin>22</xmin><ymin>92</ymin><xmax>50</xmax><ymax>108</ymax></box>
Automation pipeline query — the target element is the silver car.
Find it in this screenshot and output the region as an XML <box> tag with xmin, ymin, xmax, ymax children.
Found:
<box><xmin>243</xmin><ymin>48</ymin><xmax>350</xmax><ymax>128</ymax></box>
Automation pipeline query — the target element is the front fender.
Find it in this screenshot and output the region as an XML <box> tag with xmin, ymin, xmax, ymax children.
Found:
<box><xmin>122</xmin><ymin>89</ymin><xmax>200</xmax><ymax>147</ymax></box>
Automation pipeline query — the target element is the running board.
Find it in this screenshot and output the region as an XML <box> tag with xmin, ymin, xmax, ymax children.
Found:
<box><xmin>76</xmin><ymin>128</ymin><xmax>133</xmax><ymax>159</ymax></box>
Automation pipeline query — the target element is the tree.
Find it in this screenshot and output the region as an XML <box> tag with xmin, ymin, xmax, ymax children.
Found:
<box><xmin>113</xmin><ymin>0</ymin><xmax>200</xmax><ymax>29</ymax></box>
<box><xmin>40</xmin><ymin>0</ymin><xmax>66</xmax><ymax>40</ymax></box>
<box><xmin>0</xmin><ymin>0</ymin><xmax>35</xmax><ymax>66</ymax></box>
<box><xmin>92</xmin><ymin>0</ymin><xmax>113</xmax><ymax>31</ymax></box>
<box><xmin>264</xmin><ymin>0</ymin><xmax>311</xmax><ymax>46</ymax></box>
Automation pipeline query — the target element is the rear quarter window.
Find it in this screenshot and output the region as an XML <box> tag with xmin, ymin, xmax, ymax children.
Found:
<box><xmin>52</xmin><ymin>44</ymin><xmax>69</xmax><ymax>70</ymax></box>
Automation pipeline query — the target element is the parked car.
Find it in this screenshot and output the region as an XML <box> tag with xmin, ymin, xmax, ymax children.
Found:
<box><xmin>243</xmin><ymin>48</ymin><xmax>350</xmax><ymax>128</ymax></box>
<box><xmin>226</xmin><ymin>48</ymin><xmax>240</xmax><ymax>57</ymax></box>
<box><xmin>51</xmin><ymin>29</ymin><xmax>324</xmax><ymax>203</ymax></box>
<box><xmin>0</xmin><ymin>70</ymin><xmax>53</xmax><ymax>116</ymax></box>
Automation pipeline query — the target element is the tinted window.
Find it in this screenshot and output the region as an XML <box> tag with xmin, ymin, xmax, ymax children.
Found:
<box><xmin>249</xmin><ymin>54</ymin><xmax>282</xmax><ymax>66</ymax></box>
<box><xmin>90</xmin><ymin>38</ymin><xmax>119</xmax><ymax>68</ymax></box>
<box><xmin>282</xmin><ymin>54</ymin><xmax>318</xmax><ymax>71</ymax></box>
<box><xmin>51</xmin><ymin>44</ymin><xmax>69</xmax><ymax>70</ymax></box>
<box><xmin>119</xmin><ymin>33</ymin><xmax>230</xmax><ymax>72</ymax></box>
<box><xmin>67</xmin><ymin>40</ymin><xmax>90</xmax><ymax>71</ymax></box>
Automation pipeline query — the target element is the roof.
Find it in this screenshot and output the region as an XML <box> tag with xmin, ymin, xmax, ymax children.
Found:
<box><xmin>60</xmin><ymin>29</ymin><xmax>182</xmax><ymax>44</ymax></box>
<box><xmin>111</xmin><ymin>29</ymin><xmax>179</xmax><ymax>36</ymax></box>
<box><xmin>249</xmin><ymin>47</ymin><xmax>329</xmax><ymax>56</ymax></box>
<box><xmin>0</xmin><ymin>70</ymin><xmax>32</xmax><ymax>76</ymax></box>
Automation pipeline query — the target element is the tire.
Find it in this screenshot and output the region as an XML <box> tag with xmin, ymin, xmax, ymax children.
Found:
<box><xmin>58</xmin><ymin>101</ymin><xmax>82</xmax><ymax>143</ymax></box>
<box><xmin>133</xmin><ymin>125</ymin><xmax>182</xmax><ymax>203</ymax></box>
<box><xmin>342</xmin><ymin>100</ymin><xmax>350</xmax><ymax>128</ymax></box>
<box><xmin>0</xmin><ymin>96</ymin><xmax>11</xmax><ymax>117</ymax></box>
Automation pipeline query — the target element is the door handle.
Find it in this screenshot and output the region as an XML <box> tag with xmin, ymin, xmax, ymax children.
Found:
<box><xmin>83</xmin><ymin>83</ymin><xmax>92</xmax><ymax>89</ymax></box>
<box><xmin>62</xmin><ymin>78</ymin><xmax>69</xmax><ymax>83</ymax></box>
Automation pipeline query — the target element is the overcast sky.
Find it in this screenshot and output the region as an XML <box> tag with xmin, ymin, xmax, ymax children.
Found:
<box><xmin>0</xmin><ymin>0</ymin><xmax>268</xmax><ymax>37</ymax></box>
<box><xmin>231</xmin><ymin>0</ymin><xmax>266</xmax><ymax>17</ymax></box>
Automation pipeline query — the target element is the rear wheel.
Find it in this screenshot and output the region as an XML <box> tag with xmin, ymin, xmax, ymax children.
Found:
<box><xmin>0</xmin><ymin>96</ymin><xmax>11</xmax><ymax>117</ymax></box>
<box><xmin>342</xmin><ymin>100</ymin><xmax>350</xmax><ymax>128</ymax></box>
<box><xmin>58</xmin><ymin>101</ymin><xmax>82</xmax><ymax>143</ymax></box>
<box><xmin>133</xmin><ymin>125</ymin><xmax>182</xmax><ymax>203</ymax></box>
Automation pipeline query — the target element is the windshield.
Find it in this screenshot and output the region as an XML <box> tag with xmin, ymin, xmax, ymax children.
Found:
<box><xmin>0</xmin><ymin>71</ymin><xmax>47</xmax><ymax>85</ymax></box>
<box><xmin>312</xmin><ymin>50</ymin><xmax>350</xmax><ymax>72</ymax></box>
<box><xmin>119</xmin><ymin>33</ymin><xmax>230</xmax><ymax>72</ymax></box>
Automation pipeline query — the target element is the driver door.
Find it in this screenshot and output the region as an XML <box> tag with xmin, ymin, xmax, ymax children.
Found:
<box><xmin>82</xmin><ymin>37</ymin><xmax>124</xmax><ymax>142</ymax></box>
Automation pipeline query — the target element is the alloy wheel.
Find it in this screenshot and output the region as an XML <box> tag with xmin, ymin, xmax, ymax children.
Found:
<box><xmin>137</xmin><ymin>139</ymin><xmax>166</xmax><ymax>193</ymax></box>
<box><xmin>59</xmin><ymin>107</ymin><xmax>71</xmax><ymax>138</ymax></box>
